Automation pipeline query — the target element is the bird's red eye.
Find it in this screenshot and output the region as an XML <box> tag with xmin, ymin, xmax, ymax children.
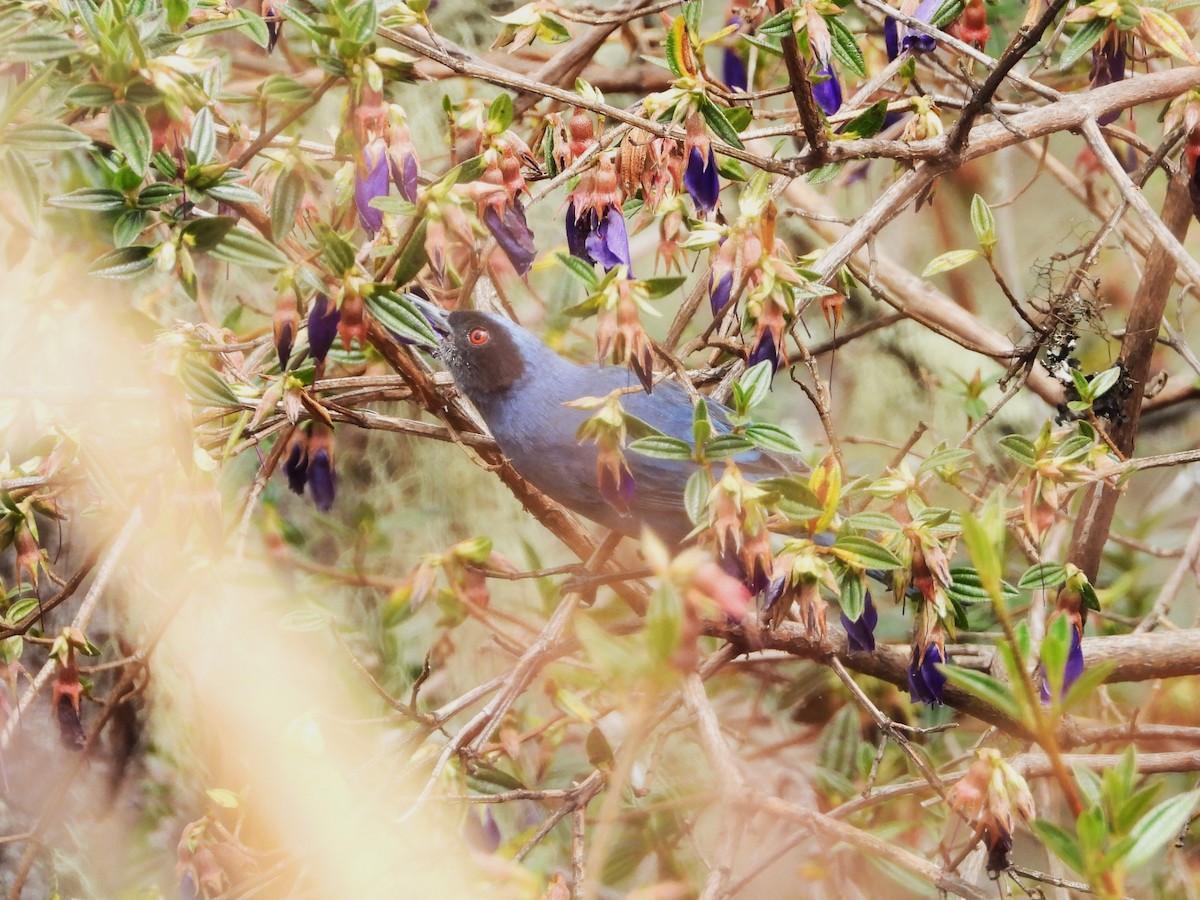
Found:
<box><xmin>469</xmin><ymin>327</ymin><xmax>489</xmax><ymax>346</ymax></box>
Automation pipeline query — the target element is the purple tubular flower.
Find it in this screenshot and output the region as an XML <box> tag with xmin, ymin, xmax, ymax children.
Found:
<box><xmin>584</xmin><ymin>206</ymin><xmax>631</xmax><ymax>271</ymax></box>
<box><xmin>483</xmin><ymin>203</ymin><xmax>536</xmax><ymax>275</ymax></box>
<box><xmin>841</xmin><ymin>592</ymin><xmax>878</xmax><ymax>654</ymax></box>
<box><xmin>284</xmin><ymin>441</ymin><xmax>307</xmax><ymax>495</ymax></box>
<box><xmin>908</xmin><ymin>643</ymin><xmax>947</xmax><ymax>705</ymax></box>
<box><xmin>812</xmin><ymin>62</ymin><xmax>843</xmax><ymax>116</ymax></box>
<box><xmin>355</xmin><ymin>139</ymin><xmax>389</xmax><ymax>236</ymax></box>
<box><xmin>684</xmin><ymin>146</ymin><xmax>721</xmax><ymax>214</ymax></box>
<box><xmin>598</xmin><ymin>463</ymin><xmax>636</xmax><ymax>515</ymax></box>
<box><xmin>901</xmin><ymin>0</ymin><xmax>940</xmax><ymax>54</ymax></box>
<box><xmin>307</xmin><ymin>293</ymin><xmax>340</xmax><ymax>363</ymax></box>
<box><xmin>1040</xmin><ymin>625</ymin><xmax>1085</xmax><ymax>703</ymax></box>
<box><xmin>308</xmin><ymin>447</ymin><xmax>335</xmax><ymax>512</ymax></box>
<box><xmin>390</xmin><ymin>150</ymin><xmax>420</xmax><ymax>203</ymax></box>
<box><xmin>710</xmin><ymin>271</ymin><xmax>733</xmax><ymax>316</ymax></box>
<box><xmin>747</xmin><ymin>329</ymin><xmax>779</xmax><ymax>373</ymax></box>
<box><xmin>884</xmin><ymin>18</ymin><xmax>900</xmax><ymax>61</ymax></box>
<box><xmin>723</xmin><ymin>48</ymin><xmax>748</xmax><ymax>93</ymax></box>
<box><xmin>566</xmin><ymin>202</ymin><xmax>595</xmax><ymax>264</ymax></box>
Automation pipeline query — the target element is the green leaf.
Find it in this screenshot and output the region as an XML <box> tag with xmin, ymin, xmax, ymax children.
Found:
<box><xmin>939</xmin><ymin>665</ymin><xmax>1025</xmax><ymax>724</ymax></box>
<box><xmin>204</xmin><ymin>182</ymin><xmax>263</xmax><ymax>205</ymax></box>
<box><xmin>1</xmin><ymin>149</ymin><xmax>39</xmax><ymax>224</ymax></box>
<box><xmin>827</xmin><ymin>16</ymin><xmax>866</xmax><ymax>78</ymax></box>
<box><xmin>366</xmin><ymin>289</ymin><xmax>439</xmax><ymax>347</ymax></box>
<box><xmin>698</xmin><ymin>94</ymin><xmax>744</xmax><ymax>149</ymax></box>
<box><xmin>960</xmin><ymin>512</ymin><xmax>1001</xmax><ymax>601</ymax></box>
<box><xmin>51</xmin><ymin>187</ymin><xmax>126</xmax><ymax>212</ymax></box>
<box><xmin>664</xmin><ymin>16</ymin><xmax>690</xmax><ymax>78</ymax></box>
<box><xmin>1018</xmin><ymin>562</ymin><xmax>1067</xmax><ymax>590</ymax></box>
<box><xmin>839</xmin><ymin>99</ymin><xmax>889</xmax><ymax>139</ymax></box>
<box><xmin>930</xmin><ymin>0</ymin><xmax>966</xmax><ymax>28</ymax></box>
<box><xmin>88</xmin><ymin>245</ymin><xmax>154</xmax><ymax>278</ymax></box>
<box><xmin>1031</xmin><ymin>819</ymin><xmax>1086</xmax><ymax>874</ymax></box>
<box><xmin>916</xmin><ymin>446</ymin><xmax>974</xmax><ymax>476</ymax></box>
<box><xmin>182</xmin><ymin>216</ymin><xmax>236</xmax><ymax>252</ymax></box>
<box><xmin>108</xmin><ymin>103</ymin><xmax>153</xmax><ymax>176</ymax></box>
<box><xmin>839</xmin><ymin>571</ymin><xmax>866</xmax><ymax>621</ymax></box>
<box><xmin>180</xmin><ymin>355</ymin><xmax>239</xmax><ymax>407</ymax></box>
<box><xmin>744</xmin><ymin>423</ymin><xmax>802</xmax><ymax>453</ymax></box>
<box><xmin>922</xmin><ymin>248</ymin><xmax>980</xmax><ymax>278</ymax></box>
<box><xmin>806</xmin><ymin>161</ymin><xmax>844</xmax><ymax>184</ymax></box>
<box><xmin>391</xmin><ymin>217</ymin><xmax>428</xmax><ymax>286</ymax></box>
<box><xmin>1126</xmin><ymin>791</ymin><xmax>1199</xmax><ymax>870</ymax></box>
<box><xmin>1</xmin><ymin>33</ymin><xmax>77</xmax><ymax>62</ymax></box>
<box><xmin>684</xmin><ymin>468</ymin><xmax>712</xmax><ymax>525</ymax></box>
<box><xmin>1088</xmin><ymin>365</ymin><xmax>1122</xmax><ymax>400</ymax></box>
<box><xmin>842</xmin><ymin>511</ymin><xmax>902</xmax><ymax>534</ymax></box>
<box><xmin>692</xmin><ymin>397</ymin><xmax>712</xmax><ymax>449</ymax></box>
<box><xmin>829</xmin><ymin>535</ymin><xmax>904</xmax><ymax>570</ymax></box>
<box><xmin>271</xmin><ymin>167</ymin><xmax>305</xmax><ymax>240</ymax></box>
<box><xmin>555</xmin><ymin>250</ymin><xmax>600</xmax><ymax>289</ymax></box>
<box><xmin>189</xmin><ymin>107</ymin><xmax>216</xmax><ymax>164</ymax></box>
<box><xmin>66</xmin><ymin>83</ymin><xmax>118</xmax><ymax>108</ymax></box>
<box><xmin>970</xmin><ymin>194</ymin><xmax>996</xmax><ymax>254</ymax></box>
<box><xmin>208</xmin><ymin>226</ymin><xmax>288</xmax><ymax>269</ymax></box>
<box><xmin>998</xmin><ymin>434</ymin><xmax>1037</xmax><ymax>466</ymax></box>
<box><xmin>1061</xmin><ymin>661</ymin><xmax>1115</xmax><ymax>712</ymax></box>
<box><xmin>5</xmin><ymin>121</ymin><xmax>92</xmax><ymax>152</ymax></box>
<box><xmin>234</xmin><ymin>8</ymin><xmax>271</xmax><ymax>47</ymax></box>
<box><xmin>113</xmin><ymin>210</ymin><xmax>148</xmax><ymax>246</ymax></box>
<box><xmin>704</xmin><ymin>433</ymin><xmax>755</xmax><ymax>460</ymax></box>
<box><xmin>487</xmin><ymin>93</ymin><xmax>513</xmax><ymax>132</ymax></box>
<box><xmin>137</xmin><ymin>183</ymin><xmax>184</xmax><ymax>208</ymax></box>
<box><xmin>641</xmin><ymin>275</ymin><xmax>686</xmax><ymax>299</ymax></box>
<box><xmin>629</xmin><ymin>435</ymin><xmax>694</xmax><ymax>460</ymax></box>
<box><xmin>736</xmin><ymin>361</ymin><xmax>773</xmax><ymax>412</ymax></box>
<box><xmin>1060</xmin><ymin>18</ymin><xmax>1109</xmax><ymax>71</ymax></box>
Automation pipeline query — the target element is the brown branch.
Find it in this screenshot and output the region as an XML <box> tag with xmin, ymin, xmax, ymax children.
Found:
<box><xmin>774</xmin><ymin>0</ymin><xmax>828</xmax><ymax>161</ymax></box>
<box><xmin>1068</xmin><ymin>164</ymin><xmax>1192</xmax><ymax>581</ymax></box>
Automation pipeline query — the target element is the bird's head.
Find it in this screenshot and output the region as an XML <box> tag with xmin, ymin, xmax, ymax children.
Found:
<box><xmin>438</xmin><ymin>310</ymin><xmax>535</xmax><ymax>400</ymax></box>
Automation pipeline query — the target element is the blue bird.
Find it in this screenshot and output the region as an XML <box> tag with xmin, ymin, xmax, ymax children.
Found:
<box><xmin>434</xmin><ymin>310</ymin><xmax>796</xmax><ymax>546</ymax></box>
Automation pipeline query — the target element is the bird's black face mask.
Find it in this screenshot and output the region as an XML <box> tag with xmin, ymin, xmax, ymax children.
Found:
<box><xmin>438</xmin><ymin>311</ymin><xmax>527</xmax><ymax>399</ymax></box>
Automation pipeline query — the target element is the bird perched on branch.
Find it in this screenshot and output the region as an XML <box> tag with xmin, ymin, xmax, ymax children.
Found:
<box><xmin>431</xmin><ymin>309</ymin><xmax>795</xmax><ymax>546</ymax></box>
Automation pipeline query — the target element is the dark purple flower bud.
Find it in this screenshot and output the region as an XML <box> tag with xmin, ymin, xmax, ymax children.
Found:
<box><xmin>723</xmin><ymin>48</ymin><xmax>748</xmax><ymax>93</ymax></box>
<box><xmin>710</xmin><ymin>272</ymin><xmax>733</xmax><ymax>317</ymax></box>
<box><xmin>884</xmin><ymin>18</ymin><xmax>900</xmax><ymax>60</ymax></box>
<box><xmin>901</xmin><ymin>0</ymin><xmax>939</xmax><ymax>54</ymax></box>
<box><xmin>283</xmin><ymin>433</ymin><xmax>308</xmax><ymax>495</ymax></box>
<box><xmin>307</xmin><ymin>293</ymin><xmax>340</xmax><ymax>364</ymax></box>
<box><xmin>841</xmin><ymin>592</ymin><xmax>878</xmax><ymax>654</ymax></box>
<box><xmin>307</xmin><ymin>425</ymin><xmax>335</xmax><ymax>512</ymax></box>
<box><xmin>683</xmin><ymin>146</ymin><xmax>721</xmax><ymax>214</ymax></box>
<box><xmin>812</xmin><ymin>62</ymin><xmax>842</xmax><ymax>116</ymax></box>
<box><xmin>908</xmin><ymin>643</ymin><xmax>947</xmax><ymax>705</ymax></box>
<box><xmin>390</xmin><ymin>151</ymin><xmax>419</xmax><ymax>203</ymax></box>
<box><xmin>354</xmin><ymin>139</ymin><xmax>389</xmax><ymax>236</ymax></box>
<box><xmin>584</xmin><ymin>205</ymin><xmax>632</xmax><ymax>272</ymax></box>
<box><xmin>763</xmin><ymin>575</ymin><xmax>788</xmax><ymax>611</ymax></box>
<box><xmin>308</xmin><ymin>448</ymin><xmax>335</xmax><ymax>511</ymax></box>
<box><xmin>483</xmin><ymin>202</ymin><xmax>536</xmax><ymax>275</ymax></box>
<box><xmin>747</xmin><ymin>328</ymin><xmax>780</xmax><ymax>373</ymax></box>
<box><xmin>566</xmin><ymin>202</ymin><xmax>596</xmax><ymax>264</ymax></box>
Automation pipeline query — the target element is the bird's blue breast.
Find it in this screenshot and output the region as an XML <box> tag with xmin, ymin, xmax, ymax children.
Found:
<box><xmin>473</xmin><ymin>358</ymin><xmax>781</xmax><ymax>545</ymax></box>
